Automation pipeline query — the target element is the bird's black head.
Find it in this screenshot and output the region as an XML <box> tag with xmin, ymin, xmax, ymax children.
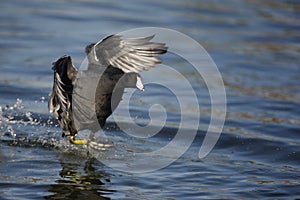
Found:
<box><xmin>118</xmin><ymin>72</ymin><xmax>144</xmax><ymax>91</ymax></box>
<box><xmin>85</xmin><ymin>43</ymin><xmax>95</xmax><ymax>54</ymax></box>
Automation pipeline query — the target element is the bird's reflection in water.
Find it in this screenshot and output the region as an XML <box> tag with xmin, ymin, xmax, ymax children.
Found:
<box><xmin>45</xmin><ymin>153</ymin><xmax>114</xmax><ymax>200</ymax></box>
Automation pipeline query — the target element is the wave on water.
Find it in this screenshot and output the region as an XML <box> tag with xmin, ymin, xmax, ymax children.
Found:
<box><xmin>0</xmin><ymin>98</ymin><xmax>179</xmax><ymax>161</ymax></box>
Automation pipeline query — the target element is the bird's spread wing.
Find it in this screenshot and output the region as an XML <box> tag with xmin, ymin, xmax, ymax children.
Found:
<box><xmin>89</xmin><ymin>35</ymin><xmax>168</xmax><ymax>73</ymax></box>
<box><xmin>48</xmin><ymin>56</ymin><xmax>78</xmax><ymax>136</ymax></box>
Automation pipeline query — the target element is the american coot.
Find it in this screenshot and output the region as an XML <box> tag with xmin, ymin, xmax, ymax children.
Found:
<box><xmin>48</xmin><ymin>35</ymin><xmax>167</xmax><ymax>144</ymax></box>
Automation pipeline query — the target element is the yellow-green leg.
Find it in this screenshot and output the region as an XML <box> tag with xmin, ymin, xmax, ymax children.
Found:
<box><xmin>69</xmin><ymin>132</ymin><xmax>112</xmax><ymax>150</ymax></box>
<box><xmin>87</xmin><ymin>131</ymin><xmax>112</xmax><ymax>150</ymax></box>
<box><xmin>69</xmin><ymin>135</ymin><xmax>88</xmax><ymax>145</ymax></box>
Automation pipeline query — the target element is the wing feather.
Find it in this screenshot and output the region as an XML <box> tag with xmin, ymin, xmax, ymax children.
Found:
<box><xmin>48</xmin><ymin>56</ymin><xmax>78</xmax><ymax>136</ymax></box>
<box><xmin>88</xmin><ymin>34</ymin><xmax>167</xmax><ymax>73</ymax></box>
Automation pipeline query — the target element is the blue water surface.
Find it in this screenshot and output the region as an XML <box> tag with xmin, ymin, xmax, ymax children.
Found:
<box><xmin>1</xmin><ymin>0</ymin><xmax>300</xmax><ymax>199</ymax></box>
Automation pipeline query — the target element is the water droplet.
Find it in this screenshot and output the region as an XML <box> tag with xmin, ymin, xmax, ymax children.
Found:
<box><xmin>40</xmin><ymin>96</ymin><xmax>46</xmax><ymax>102</ymax></box>
<box><xmin>26</xmin><ymin>111</ymin><xmax>33</xmax><ymax>122</ymax></box>
<box><xmin>7</xmin><ymin>125</ymin><xmax>16</xmax><ymax>137</ymax></box>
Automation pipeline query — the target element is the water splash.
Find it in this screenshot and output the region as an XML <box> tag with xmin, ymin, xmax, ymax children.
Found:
<box><xmin>0</xmin><ymin>98</ymin><xmax>91</xmax><ymax>155</ymax></box>
<box><xmin>0</xmin><ymin>102</ymin><xmax>17</xmax><ymax>138</ymax></box>
<box><xmin>1</xmin><ymin>99</ymin><xmax>50</xmax><ymax>141</ymax></box>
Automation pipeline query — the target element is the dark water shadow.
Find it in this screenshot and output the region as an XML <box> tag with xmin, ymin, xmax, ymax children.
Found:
<box><xmin>45</xmin><ymin>154</ymin><xmax>114</xmax><ymax>200</ymax></box>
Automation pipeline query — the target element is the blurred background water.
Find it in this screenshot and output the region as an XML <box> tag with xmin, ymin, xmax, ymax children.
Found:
<box><xmin>1</xmin><ymin>0</ymin><xmax>300</xmax><ymax>199</ymax></box>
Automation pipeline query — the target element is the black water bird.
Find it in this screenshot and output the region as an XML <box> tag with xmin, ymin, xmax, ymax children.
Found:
<box><xmin>48</xmin><ymin>35</ymin><xmax>167</xmax><ymax>144</ymax></box>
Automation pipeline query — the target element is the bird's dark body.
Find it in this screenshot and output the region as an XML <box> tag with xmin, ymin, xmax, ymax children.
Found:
<box><xmin>48</xmin><ymin>34</ymin><xmax>167</xmax><ymax>140</ymax></box>
<box><xmin>94</xmin><ymin>66</ymin><xmax>125</xmax><ymax>129</ymax></box>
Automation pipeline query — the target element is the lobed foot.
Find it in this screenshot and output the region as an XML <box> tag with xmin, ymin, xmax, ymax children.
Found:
<box><xmin>89</xmin><ymin>140</ymin><xmax>113</xmax><ymax>151</ymax></box>
<box><xmin>69</xmin><ymin>135</ymin><xmax>112</xmax><ymax>151</ymax></box>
